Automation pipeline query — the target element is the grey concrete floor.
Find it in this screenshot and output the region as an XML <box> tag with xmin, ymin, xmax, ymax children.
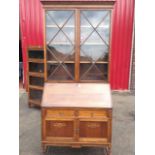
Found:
<box><xmin>19</xmin><ymin>91</ymin><xmax>135</xmax><ymax>155</ymax></box>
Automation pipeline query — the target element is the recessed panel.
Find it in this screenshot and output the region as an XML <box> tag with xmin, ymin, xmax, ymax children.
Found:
<box><xmin>79</xmin><ymin>121</ymin><xmax>108</xmax><ymax>138</ymax></box>
<box><xmin>46</xmin><ymin>121</ymin><xmax>74</xmax><ymax>137</ymax></box>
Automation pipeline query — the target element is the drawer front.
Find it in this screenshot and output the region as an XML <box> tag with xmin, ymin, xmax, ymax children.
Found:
<box><xmin>46</xmin><ymin>109</ymin><xmax>75</xmax><ymax>118</ymax></box>
<box><xmin>45</xmin><ymin>120</ymin><xmax>74</xmax><ymax>138</ymax></box>
<box><xmin>79</xmin><ymin>110</ymin><xmax>108</xmax><ymax>118</ymax></box>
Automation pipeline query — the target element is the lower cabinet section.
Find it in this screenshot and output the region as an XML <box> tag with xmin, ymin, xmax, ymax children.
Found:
<box><xmin>42</xmin><ymin>108</ymin><xmax>112</xmax><ymax>153</ymax></box>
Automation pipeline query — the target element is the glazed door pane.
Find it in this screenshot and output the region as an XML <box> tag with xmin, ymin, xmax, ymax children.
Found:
<box><xmin>46</xmin><ymin>10</ymin><xmax>75</xmax><ymax>81</ymax></box>
<box><xmin>80</xmin><ymin>10</ymin><xmax>111</xmax><ymax>81</ymax></box>
<box><xmin>45</xmin><ymin>10</ymin><xmax>111</xmax><ymax>82</ymax></box>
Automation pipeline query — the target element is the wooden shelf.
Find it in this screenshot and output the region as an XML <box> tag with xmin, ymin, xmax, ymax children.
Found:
<box><xmin>29</xmin><ymin>85</ymin><xmax>43</xmax><ymax>90</ymax></box>
<box><xmin>46</xmin><ymin>42</ymin><xmax>106</xmax><ymax>45</ymax></box>
<box><xmin>46</xmin><ymin>25</ymin><xmax>74</xmax><ymax>28</ymax></box>
<box><xmin>46</xmin><ymin>42</ymin><xmax>74</xmax><ymax>45</ymax></box>
<box><xmin>47</xmin><ymin>61</ymin><xmax>108</xmax><ymax>64</ymax></box>
<box><xmin>80</xmin><ymin>80</ymin><xmax>108</xmax><ymax>83</ymax></box>
<box><xmin>80</xmin><ymin>61</ymin><xmax>108</xmax><ymax>64</ymax></box>
<box><xmin>46</xmin><ymin>25</ymin><xmax>108</xmax><ymax>28</ymax></box>
<box><xmin>28</xmin><ymin>46</ymin><xmax>43</xmax><ymax>50</ymax></box>
<box><xmin>29</xmin><ymin>99</ymin><xmax>41</xmax><ymax>106</ymax></box>
<box><xmin>29</xmin><ymin>72</ymin><xmax>44</xmax><ymax>77</ymax></box>
<box><xmin>28</xmin><ymin>58</ymin><xmax>44</xmax><ymax>63</ymax></box>
<box><xmin>81</xmin><ymin>43</ymin><xmax>106</xmax><ymax>45</ymax></box>
<box><xmin>47</xmin><ymin>60</ymin><xmax>75</xmax><ymax>64</ymax></box>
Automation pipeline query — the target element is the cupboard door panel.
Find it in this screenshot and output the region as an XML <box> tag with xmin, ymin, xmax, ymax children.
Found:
<box><xmin>45</xmin><ymin>120</ymin><xmax>74</xmax><ymax>138</ymax></box>
<box><xmin>79</xmin><ymin>121</ymin><xmax>108</xmax><ymax>139</ymax></box>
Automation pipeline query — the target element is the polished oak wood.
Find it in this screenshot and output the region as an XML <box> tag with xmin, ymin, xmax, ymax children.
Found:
<box><xmin>41</xmin><ymin>83</ymin><xmax>112</xmax><ymax>154</ymax></box>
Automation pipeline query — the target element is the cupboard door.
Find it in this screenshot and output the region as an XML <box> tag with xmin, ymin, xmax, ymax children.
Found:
<box><xmin>46</xmin><ymin>10</ymin><xmax>75</xmax><ymax>81</ymax></box>
<box><xmin>79</xmin><ymin>120</ymin><xmax>109</xmax><ymax>143</ymax></box>
<box><xmin>45</xmin><ymin>120</ymin><xmax>75</xmax><ymax>141</ymax></box>
<box><xmin>80</xmin><ymin>10</ymin><xmax>111</xmax><ymax>81</ymax></box>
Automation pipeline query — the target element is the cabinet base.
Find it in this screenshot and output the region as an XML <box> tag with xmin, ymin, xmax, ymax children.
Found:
<box><xmin>42</xmin><ymin>144</ymin><xmax>112</xmax><ymax>155</ymax></box>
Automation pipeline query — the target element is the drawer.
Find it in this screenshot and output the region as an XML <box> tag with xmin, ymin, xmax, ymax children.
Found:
<box><xmin>46</xmin><ymin>109</ymin><xmax>75</xmax><ymax>118</ymax></box>
<box><xmin>78</xmin><ymin>110</ymin><xmax>108</xmax><ymax>118</ymax></box>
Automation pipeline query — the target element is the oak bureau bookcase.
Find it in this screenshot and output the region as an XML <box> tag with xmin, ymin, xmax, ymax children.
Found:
<box><xmin>28</xmin><ymin>1</ymin><xmax>114</xmax><ymax>154</ymax></box>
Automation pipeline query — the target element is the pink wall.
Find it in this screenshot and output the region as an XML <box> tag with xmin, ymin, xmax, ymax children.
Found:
<box><xmin>20</xmin><ymin>0</ymin><xmax>134</xmax><ymax>90</ymax></box>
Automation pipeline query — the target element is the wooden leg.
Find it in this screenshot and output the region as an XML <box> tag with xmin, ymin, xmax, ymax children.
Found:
<box><xmin>104</xmin><ymin>146</ymin><xmax>112</xmax><ymax>155</ymax></box>
<box><xmin>107</xmin><ymin>146</ymin><xmax>112</xmax><ymax>155</ymax></box>
<box><xmin>42</xmin><ymin>145</ymin><xmax>47</xmax><ymax>154</ymax></box>
<box><xmin>109</xmin><ymin>148</ymin><xmax>112</xmax><ymax>155</ymax></box>
<box><xmin>29</xmin><ymin>102</ymin><xmax>32</xmax><ymax>108</ymax></box>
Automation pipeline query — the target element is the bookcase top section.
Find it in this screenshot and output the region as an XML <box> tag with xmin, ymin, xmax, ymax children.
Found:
<box><xmin>42</xmin><ymin>83</ymin><xmax>112</xmax><ymax>108</ymax></box>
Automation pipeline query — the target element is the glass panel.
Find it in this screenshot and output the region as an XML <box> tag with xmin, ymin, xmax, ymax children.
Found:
<box><xmin>81</xmin><ymin>45</ymin><xmax>108</xmax><ymax>61</ymax></box>
<box><xmin>81</xmin><ymin>27</ymin><xmax>93</xmax><ymax>43</ymax></box>
<box><xmin>80</xmin><ymin>64</ymin><xmax>108</xmax><ymax>81</ymax></box>
<box><xmin>46</xmin><ymin>10</ymin><xmax>75</xmax><ymax>81</ymax></box>
<box><xmin>81</xmin><ymin>11</ymin><xmax>109</xmax><ymax>27</ymax></box>
<box><xmin>96</xmin><ymin>13</ymin><xmax>110</xmax><ymax>44</ymax></box>
<box><xmin>80</xmin><ymin>10</ymin><xmax>111</xmax><ymax>81</ymax></box>
<box><xmin>47</xmin><ymin>63</ymin><xmax>74</xmax><ymax>80</ymax></box>
<box><xmin>46</xmin><ymin>27</ymin><xmax>59</xmax><ymax>44</ymax></box>
<box><xmin>47</xmin><ymin>46</ymin><xmax>74</xmax><ymax>61</ymax></box>
<box><xmin>47</xmin><ymin>11</ymin><xmax>74</xmax><ymax>27</ymax></box>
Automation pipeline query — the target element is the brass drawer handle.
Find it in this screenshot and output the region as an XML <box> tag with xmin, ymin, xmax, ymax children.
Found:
<box><xmin>87</xmin><ymin>123</ymin><xmax>100</xmax><ymax>128</ymax></box>
<box><xmin>53</xmin><ymin>123</ymin><xmax>66</xmax><ymax>128</ymax></box>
